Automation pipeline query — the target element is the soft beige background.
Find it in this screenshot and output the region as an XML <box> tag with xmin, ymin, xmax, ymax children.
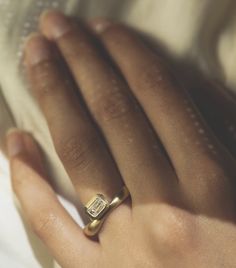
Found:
<box><xmin>0</xmin><ymin>0</ymin><xmax>236</xmax><ymax>267</ymax></box>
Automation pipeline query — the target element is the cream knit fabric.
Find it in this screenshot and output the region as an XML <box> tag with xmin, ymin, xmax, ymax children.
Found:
<box><xmin>0</xmin><ymin>0</ymin><xmax>236</xmax><ymax>267</ymax></box>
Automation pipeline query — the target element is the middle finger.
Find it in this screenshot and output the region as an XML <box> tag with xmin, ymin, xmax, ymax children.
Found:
<box><xmin>24</xmin><ymin>34</ymin><xmax>123</xmax><ymax>204</ymax></box>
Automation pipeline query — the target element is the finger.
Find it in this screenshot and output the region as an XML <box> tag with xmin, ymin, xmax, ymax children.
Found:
<box><xmin>24</xmin><ymin>33</ymin><xmax>124</xmax><ymax>204</ymax></box>
<box><xmin>40</xmin><ymin>11</ymin><xmax>178</xmax><ymax>203</ymax></box>
<box><xmin>6</xmin><ymin>129</ymin><xmax>100</xmax><ymax>268</ymax></box>
<box><xmin>22</xmin><ymin>129</ymin><xmax>48</xmax><ymax>177</ymax></box>
<box><xmin>89</xmin><ymin>21</ymin><xmax>236</xmax><ymax>213</ymax></box>
<box><xmin>189</xmin><ymin>79</ymin><xmax>236</xmax><ymax>158</ymax></box>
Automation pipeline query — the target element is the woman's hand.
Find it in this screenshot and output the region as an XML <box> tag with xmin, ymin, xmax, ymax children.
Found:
<box><xmin>6</xmin><ymin>11</ymin><xmax>236</xmax><ymax>268</ymax></box>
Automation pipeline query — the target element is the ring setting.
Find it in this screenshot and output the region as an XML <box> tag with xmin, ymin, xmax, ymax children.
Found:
<box><xmin>85</xmin><ymin>194</ymin><xmax>110</xmax><ymax>219</ymax></box>
<box><xmin>83</xmin><ymin>186</ymin><xmax>130</xmax><ymax>237</ymax></box>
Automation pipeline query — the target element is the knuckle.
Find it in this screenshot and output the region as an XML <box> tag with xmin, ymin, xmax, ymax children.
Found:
<box><xmin>95</xmin><ymin>91</ymin><xmax>133</xmax><ymax>122</ymax></box>
<box><xmin>32</xmin><ymin>212</ymin><xmax>58</xmax><ymax>238</ymax></box>
<box><xmin>10</xmin><ymin>157</ymin><xmax>24</xmax><ymax>188</ymax></box>
<box><xmin>31</xmin><ymin>61</ymin><xmax>60</xmax><ymax>100</ymax></box>
<box><xmin>194</xmin><ymin>164</ymin><xmax>234</xmax><ymax>201</ymax></box>
<box><xmin>185</xmin><ymin>156</ymin><xmax>234</xmax><ymax>197</ymax></box>
<box><xmin>10</xmin><ymin>157</ymin><xmax>39</xmax><ymax>194</ymax></box>
<box><xmin>140</xmin><ymin>60</ymin><xmax>173</xmax><ymax>96</ymax></box>
<box><xmin>154</xmin><ymin>205</ymin><xmax>197</xmax><ymax>251</ymax></box>
<box><xmin>59</xmin><ymin>30</ymin><xmax>97</xmax><ymax>61</ymax></box>
<box><xmin>56</xmin><ymin>134</ymin><xmax>98</xmax><ymax>172</ymax></box>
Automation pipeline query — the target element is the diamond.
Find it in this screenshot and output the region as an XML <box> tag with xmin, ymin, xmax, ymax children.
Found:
<box><xmin>86</xmin><ymin>194</ymin><xmax>109</xmax><ymax>219</ymax></box>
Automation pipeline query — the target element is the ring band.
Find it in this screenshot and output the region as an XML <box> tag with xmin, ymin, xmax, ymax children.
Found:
<box><xmin>83</xmin><ymin>186</ymin><xmax>130</xmax><ymax>236</ymax></box>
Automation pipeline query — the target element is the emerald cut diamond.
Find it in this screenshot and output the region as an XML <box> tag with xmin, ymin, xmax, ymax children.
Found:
<box><xmin>86</xmin><ymin>194</ymin><xmax>109</xmax><ymax>219</ymax></box>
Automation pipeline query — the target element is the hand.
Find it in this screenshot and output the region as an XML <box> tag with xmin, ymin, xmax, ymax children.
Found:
<box><xmin>6</xmin><ymin>11</ymin><xmax>236</xmax><ymax>268</ymax></box>
<box><xmin>187</xmin><ymin>77</ymin><xmax>236</xmax><ymax>159</ymax></box>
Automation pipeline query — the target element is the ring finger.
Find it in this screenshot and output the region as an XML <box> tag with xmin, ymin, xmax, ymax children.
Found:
<box><xmin>40</xmin><ymin>11</ymin><xmax>179</xmax><ymax>204</ymax></box>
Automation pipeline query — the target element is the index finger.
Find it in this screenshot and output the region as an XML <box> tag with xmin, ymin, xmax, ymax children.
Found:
<box><xmin>7</xmin><ymin>130</ymin><xmax>100</xmax><ymax>267</ymax></box>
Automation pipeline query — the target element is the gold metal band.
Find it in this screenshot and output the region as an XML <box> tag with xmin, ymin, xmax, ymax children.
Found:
<box><xmin>83</xmin><ymin>186</ymin><xmax>130</xmax><ymax>237</ymax></box>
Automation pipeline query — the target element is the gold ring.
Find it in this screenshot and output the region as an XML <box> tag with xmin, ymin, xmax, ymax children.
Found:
<box><xmin>83</xmin><ymin>186</ymin><xmax>130</xmax><ymax>237</ymax></box>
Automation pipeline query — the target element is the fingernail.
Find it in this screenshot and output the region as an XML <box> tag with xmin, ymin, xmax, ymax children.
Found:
<box><xmin>39</xmin><ymin>9</ymin><xmax>55</xmax><ymax>23</ymax></box>
<box><xmin>41</xmin><ymin>10</ymin><xmax>71</xmax><ymax>39</ymax></box>
<box><xmin>89</xmin><ymin>18</ymin><xmax>112</xmax><ymax>34</ymax></box>
<box><xmin>6</xmin><ymin>128</ymin><xmax>25</xmax><ymax>157</ymax></box>
<box><xmin>24</xmin><ymin>33</ymin><xmax>52</xmax><ymax>66</ymax></box>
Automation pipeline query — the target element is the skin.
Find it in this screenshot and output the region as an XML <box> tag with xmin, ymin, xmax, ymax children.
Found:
<box><xmin>5</xmin><ymin>10</ymin><xmax>236</xmax><ymax>268</ymax></box>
